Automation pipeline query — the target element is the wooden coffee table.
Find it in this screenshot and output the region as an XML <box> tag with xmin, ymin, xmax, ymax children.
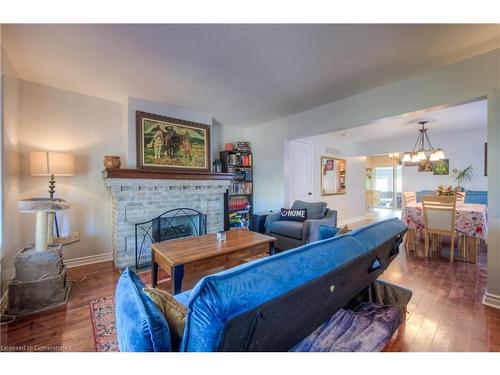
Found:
<box><xmin>151</xmin><ymin>229</ymin><xmax>276</xmax><ymax>294</ymax></box>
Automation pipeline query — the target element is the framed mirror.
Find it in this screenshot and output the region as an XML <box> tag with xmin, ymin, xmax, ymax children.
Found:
<box><xmin>321</xmin><ymin>156</ymin><xmax>346</xmax><ymax>195</ymax></box>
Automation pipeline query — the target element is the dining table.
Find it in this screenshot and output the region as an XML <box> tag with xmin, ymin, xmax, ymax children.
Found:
<box><xmin>401</xmin><ymin>201</ymin><xmax>488</xmax><ymax>262</ymax></box>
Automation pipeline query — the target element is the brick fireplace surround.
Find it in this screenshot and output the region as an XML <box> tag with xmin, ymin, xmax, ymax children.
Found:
<box><xmin>103</xmin><ymin>169</ymin><xmax>232</xmax><ymax>268</ymax></box>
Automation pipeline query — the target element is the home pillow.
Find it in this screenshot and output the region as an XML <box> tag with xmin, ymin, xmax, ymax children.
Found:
<box><xmin>115</xmin><ymin>268</ymin><xmax>171</xmax><ymax>352</ymax></box>
<box><xmin>280</xmin><ymin>208</ymin><xmax>307</xmax><ymax>222</ymax></box>
<box><xmin>291</xmin><ymin>200</ymin><xmax>327</xmax><ymax>220</ymax></box>
<box><xmin>143</xmin><ymin>288</ymin><xmax>187</xmax><ymax>350</ymax></box>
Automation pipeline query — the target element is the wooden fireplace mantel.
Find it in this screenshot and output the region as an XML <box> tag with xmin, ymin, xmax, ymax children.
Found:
<box><xmin>102</xmin><ymin>168</ymin><xmax>234</xmax><ymax>181</ymax></box>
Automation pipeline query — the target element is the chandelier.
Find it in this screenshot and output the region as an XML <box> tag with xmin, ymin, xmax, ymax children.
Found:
<box><xmin>402</xmin><ymin>120</ymin><xmax>445</xmax><ymax>163</ymax></box>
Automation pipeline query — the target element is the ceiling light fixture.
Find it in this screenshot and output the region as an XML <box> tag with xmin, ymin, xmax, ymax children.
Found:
<box><xmin>403</xmin><ymin>120</ymin><xmax>445</xmax><ymax>163</ymax></box>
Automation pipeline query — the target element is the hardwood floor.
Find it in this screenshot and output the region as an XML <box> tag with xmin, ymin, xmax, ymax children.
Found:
<box><xmin>382</xmin><ymin>240</ymin><xmax>499</xmax><ymax>351</ymax></box>
<box><xmin>2</xmin><ymin>219</ymin><xmax>500</xmax><ymax>351</ymax></box>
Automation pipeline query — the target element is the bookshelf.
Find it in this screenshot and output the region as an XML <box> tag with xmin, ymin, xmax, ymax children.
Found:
<box><xmin>220</xmin><ymin>149</ymin><xmax>253</xmax><ymax>230</ymax></box>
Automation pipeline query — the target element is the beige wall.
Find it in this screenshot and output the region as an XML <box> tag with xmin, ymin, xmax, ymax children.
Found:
<box><xmin>1</xmin><ymin>47</ymin><xmax>22</xmax><ymax>288</ymax></box>
<box><xmin>1</xmin><ymin>78</ymin><xmax>243</xmax><ymax>278</ymax></box>
<box><xmin>16</xmin><ymin>80</ymin><xmax>124</xmax><ymax>264</ymax></box>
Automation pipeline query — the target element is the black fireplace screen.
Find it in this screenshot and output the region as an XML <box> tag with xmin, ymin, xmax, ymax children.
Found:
<box><xmin>135</xmin><ymin>208</ymin><xmax>207</xmax><ymax>269</ymax></box>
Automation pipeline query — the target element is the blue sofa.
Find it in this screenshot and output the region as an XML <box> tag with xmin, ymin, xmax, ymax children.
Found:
<box><xmin>115</xmin><ymin>218</ymin><xmax>408</xmax><ymax>352</ymax></box>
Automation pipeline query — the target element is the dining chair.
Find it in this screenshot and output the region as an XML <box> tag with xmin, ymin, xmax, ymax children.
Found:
<box><xmin>403</xmin><ymin>192</ymin><xmax>417</xmax><ymax>206</ymax></box>
<box><xmin>365</xmin><ymin>190</ymin><xmax>378</xmax><ymax>211</ymax></box>
<box><xmin>455</xmin><ymin>191</ymin><xmax>466</xmax><ymax>203</ymax></box>
<box><xmin>402</xmin><ymin>192</ymin><xmax>418</xmax><ymax>254</ymax></box>
<box><xmin>421</xmin><ymin>195</ymin><xmax>457</xmax><ymax>263</ymax></box>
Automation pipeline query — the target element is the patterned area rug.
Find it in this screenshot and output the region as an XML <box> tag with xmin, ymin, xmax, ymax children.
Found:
<box><xmin>89</xmin><ymin>295</ymin><xmax>119</xmax><ymax>352</ymax></box>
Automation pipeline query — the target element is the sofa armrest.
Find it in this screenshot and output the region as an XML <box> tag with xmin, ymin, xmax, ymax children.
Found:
<box><xmin>264</xmin><ymin>212</ymin><xmax>282</xmax><ymax>235</ymax></box>
<box><xmin>304</xmin><ymin>210</ymin><xmax>338</xmax><ymax>243</ymax></box>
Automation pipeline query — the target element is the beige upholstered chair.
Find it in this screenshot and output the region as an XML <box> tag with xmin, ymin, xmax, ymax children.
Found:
<box><xmin>422</xmin><ymin>195</ymin><xmax>457</xmax><ymax>263</ymax></box>
<box><xmin>455</xmin><ymin>191</ymin><xmax>466</xmax><ymax>203</ymax></box>
<box><xmin>403</xmin><ymin>192</ymin><xmax>417</xmax><ymax>206</ymax></box>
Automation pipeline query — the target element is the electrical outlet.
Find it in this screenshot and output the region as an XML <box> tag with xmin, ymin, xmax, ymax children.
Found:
<box><xmin>71</xmin><ymin>231</ymin><xmax>80</xmax><ymax>241</ymax></box>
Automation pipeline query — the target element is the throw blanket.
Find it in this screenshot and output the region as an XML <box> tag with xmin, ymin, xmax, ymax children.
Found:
<box><xmin>291</xmin><ymin>303</ymin><xmax>403</xmax><ymax>352</ymax></box>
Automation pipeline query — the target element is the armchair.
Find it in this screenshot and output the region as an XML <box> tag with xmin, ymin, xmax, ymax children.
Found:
<box><xmin>265</xmin><ymin>200</ymin><xmax>337</xmax><ymax>251</ymax></box>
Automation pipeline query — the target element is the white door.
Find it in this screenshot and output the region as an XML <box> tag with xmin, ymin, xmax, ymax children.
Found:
<box><xmin>287</xmin><ymin>140</ymin><xmax>313</xmax><ymax>206</ymax></box>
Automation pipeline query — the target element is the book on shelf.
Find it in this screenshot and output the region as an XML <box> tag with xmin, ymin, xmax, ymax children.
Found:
<box><xmin>230</xmin><ymin>168</ymin><xmax>253</xmax><ymax>181</ymax></box>
<box><xmin>220</xmin><ymin>148</ymin><xmax>253</xmax><ymax>230</ymax></box>
<box><xmin>228</xmin><ymin>197</ymin><xmax>251</xmax><ymax>211</ymax></box>
<box><xmin>229</xmin><ymin>181</ymin><xmax>253</xmax><ymax>195</ymax></box>
<box><xmin>229</xmin><ymin>212</ymin><xmax>249</xmax><ymax>228</ymax></box>
<box><xmin>234</xmin><ymin>141</ymin><xmax>251</xmax><ymax>152</ymax></box>
<box><xmin>228</xmin><ymin>153</ymin><xmax>252</xmax><ymax>167</ymax></box>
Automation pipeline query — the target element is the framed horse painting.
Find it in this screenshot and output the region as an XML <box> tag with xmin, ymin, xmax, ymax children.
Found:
<box><xmin>136</xmin><ymin>111</ymin><xmax>211</xmax><ymax>172</ymax></box>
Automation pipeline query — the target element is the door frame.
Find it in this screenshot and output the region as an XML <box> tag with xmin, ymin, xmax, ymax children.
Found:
<box><xmin>284</xmin><ymin>139</ymin><xmax>313</xmax><ymax>208</ymax></box>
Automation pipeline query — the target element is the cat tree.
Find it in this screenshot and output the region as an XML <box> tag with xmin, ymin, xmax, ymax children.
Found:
<box><xmin>7</xmin><ymin>198</ymin><xmax>75</xmax><ymax>316</ymax></box>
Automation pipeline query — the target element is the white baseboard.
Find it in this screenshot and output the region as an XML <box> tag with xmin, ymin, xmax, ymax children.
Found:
<box><xmin>483</xmin><ymin>291</ymin><xmax>500</xmax><ymax>310</ymax></box>
<box><xmin>338</xmin><ymin>215</ymin><xmax>368</xmax><ymax>226</ymax></box>
<box><xmin>65</xmin><ymin>253</ymin><xmax>113</xmax><ymax>268</ymax></box>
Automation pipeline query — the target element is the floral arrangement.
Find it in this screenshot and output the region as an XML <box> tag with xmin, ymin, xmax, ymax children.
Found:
<box><xmin>436</xmin><ymin>185</ymin><xmax>454</xmax><ymax>196</ymax></box>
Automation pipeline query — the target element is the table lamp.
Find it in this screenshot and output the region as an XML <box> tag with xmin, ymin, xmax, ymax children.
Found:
<box><xmin>29</xmin><ymin>151</ymin><xmax>75</xmax><ymax>236</ymax></box>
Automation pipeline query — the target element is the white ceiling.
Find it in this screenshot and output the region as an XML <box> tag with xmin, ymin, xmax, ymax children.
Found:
<box><xmin>2</xmin><ymin>24</ymin><xmax>500</xmax><ymax>127</ymax></box>
<box><xmin>330</xmin><ymin>99</ymin><xmax>487</xmax><ymax>143</ymax></box>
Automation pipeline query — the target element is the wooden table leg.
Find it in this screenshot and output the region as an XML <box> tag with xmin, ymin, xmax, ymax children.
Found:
<box><xmin>405</xmin><ymin>228</ymin><xmax>416</xmax><ymax>255</ymax></box>
<box><xmin>269</xmin><ymin>242</ymin><xmax>275</xmax><ymax>256</ymax></box>
<box><xmin>171</xmin><ymin>265</ymin><xmax>184</xmax><ymax>295</ymax></box>
<box><xmin>151</xmin><ymin>251</ymin><xmax>158</xmax><ymax>288</ymax></box>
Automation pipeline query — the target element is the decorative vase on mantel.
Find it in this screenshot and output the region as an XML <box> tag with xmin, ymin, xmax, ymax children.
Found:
<box><xmin>104</xmin><ymin>156</ymin><xmax>121</xmax><ymax>169</ymax></box>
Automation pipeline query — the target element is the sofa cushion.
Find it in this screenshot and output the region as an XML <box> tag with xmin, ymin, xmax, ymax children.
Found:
<box><xmin>115</xmin><ymin>268</ymin><xmax>172</xmax><ymax>352</ymax></box>
<box><xmin>291</xmin><ymin>200</ymin><xmax>327</xmax><ymax>220</ymax></box>
<box><xmin>268</xmin><ymin>220</ymin><xmax>304</xmax><ymax>240</ymax></box>
<box><xmin>143</xmin><ymin>288</ymin><xmax>187</xmax><ymax>350</ymax></box>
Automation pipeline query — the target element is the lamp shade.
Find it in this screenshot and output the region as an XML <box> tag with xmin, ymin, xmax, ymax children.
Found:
<box><xmin>30</xmin><ymin>151</ymin><xmax>75</xmax><ymax>176</ymax></box>
<box><xmin>417</xmin><ymin>151</ymin><xmax>426</xmax><ymax>161</ymax></box>
<box><xmin>435</xmin><ymin>149</ymin><xmax>445</xmax><ymax>160</ymax></box>
<box><xmin>402</xmin><ymin>153</ymin><xmax>411</xmax><ymax>162</ymax></box>
<box><xmin>429</xmin><ymin>151</ymin><xmax>439</xmax><ymax>161</ymax></box>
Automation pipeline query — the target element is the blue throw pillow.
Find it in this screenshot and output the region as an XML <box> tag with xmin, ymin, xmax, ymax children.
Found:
<box><xmin>115</xmin><ymin>268</ymin><xmax>172</xmax><ymax>352</ymax></box>
<box><xmin>318</xmin><ymin>225</ymin><xmax>340</xmax><ymax>240</ymax></box>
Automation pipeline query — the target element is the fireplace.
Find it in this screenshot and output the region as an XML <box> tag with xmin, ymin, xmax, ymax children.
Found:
<box><xmin>135</xmin><ymin>208</ymin><xmax>207</xmax><ymax>268</ymax></box>
<box><xmin>103</xmin><ymin>169</ymin><xmax>232</xmax><ymax>267</ymax></box>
